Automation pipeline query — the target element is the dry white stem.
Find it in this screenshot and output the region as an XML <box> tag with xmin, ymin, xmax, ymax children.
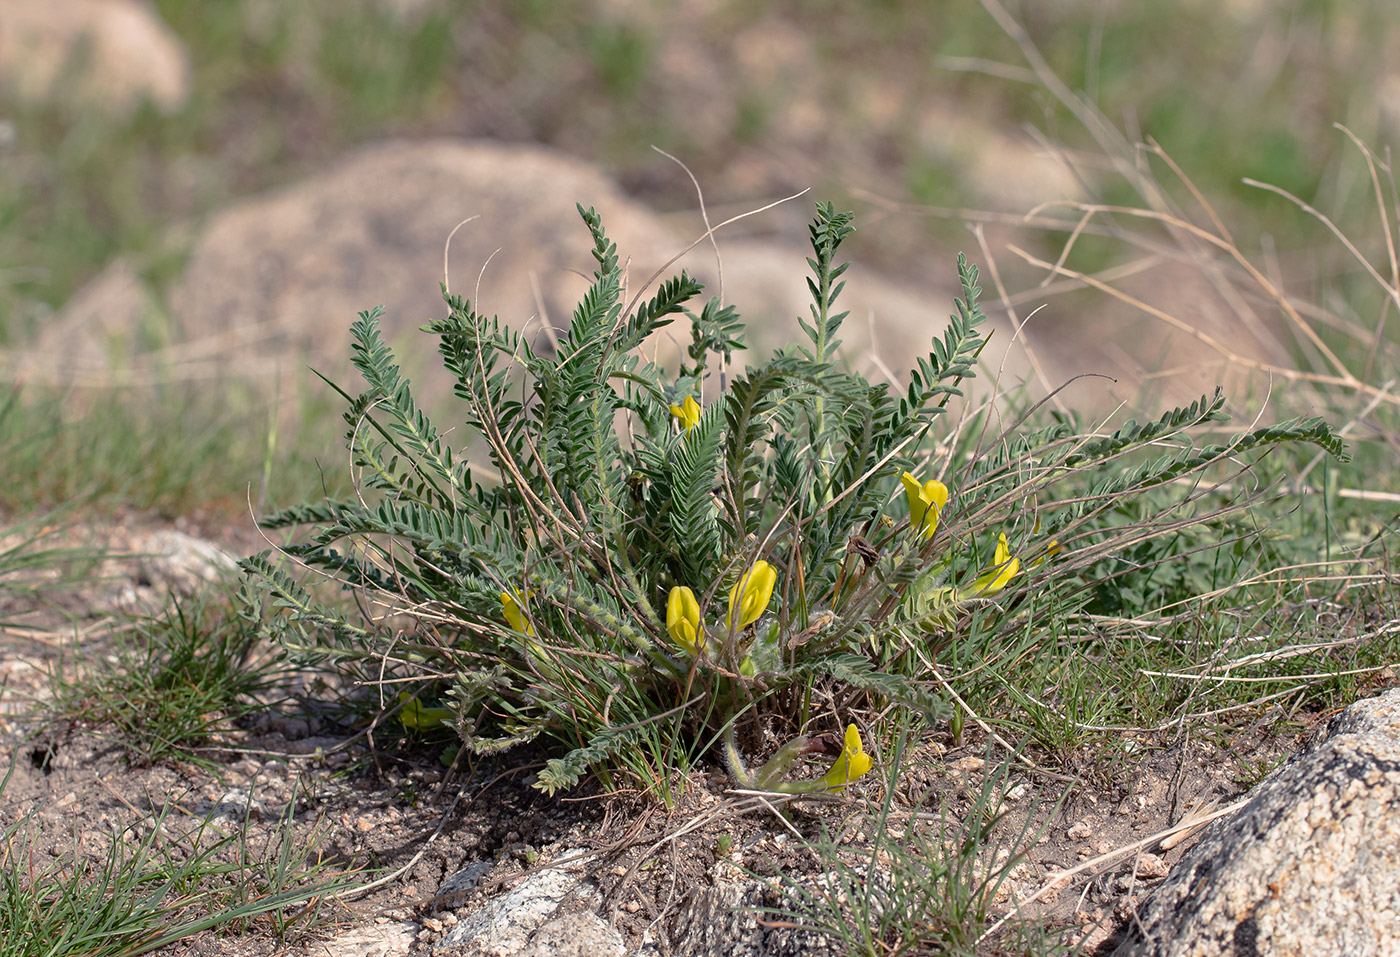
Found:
<box><xmin>976</xmin><ymin>798</ymin><xmax>1248</xmax><ymax>946</ymax></box>
<box><xmin>440</xmin><ymin>214</ymin><xmax>480</xmax><ymax>295</ymax></box>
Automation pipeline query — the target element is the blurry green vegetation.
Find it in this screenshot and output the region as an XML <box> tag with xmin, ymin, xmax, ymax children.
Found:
<box><xmin>0</xmin><ymin>0</ymin><xmax>1394</xmax><ymax>516</ymax></box>
<box><xmin>0</xmin><ymin>385</ymin><xmax>347</xmax><ymax>517</ymax></box>
<box><xmin>3</xmin><ymin>0</ymin><xmax>1396</xmax><ymax>335</ymax></box>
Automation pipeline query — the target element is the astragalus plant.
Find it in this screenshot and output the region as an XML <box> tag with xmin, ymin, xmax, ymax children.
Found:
<box><xmin>241</xmin><ymin>203</ymin><xmax>1345</xmax><ymax>796</ymax></box>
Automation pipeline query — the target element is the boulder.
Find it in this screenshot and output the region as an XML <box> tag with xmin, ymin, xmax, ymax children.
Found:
<box><xmin>1111</xmin><ymin>687</ymin><xmax>1400</xmax><ymax>956</ymax></box>
<box><xmin>0</xmin><ymin>0</ymin><xmax>189</xmax><ymax>113</ymax></box>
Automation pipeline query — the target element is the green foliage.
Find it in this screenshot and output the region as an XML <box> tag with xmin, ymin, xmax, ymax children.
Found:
<box><xmin>45</xmin><ymin>595</ymin><xmax>287</xmax><ymax>768</ymax></box>
<box><xmin>0</xmin><ymin>385</ymin><xmax>342</xmax><ymax>516</ymax></box>
<box><xmin>244</xmin><ymin>203</ymin><xmax>1346</xmax><ymax>795</ymax></box>
<box><xmin>0</xmin><ymin>765</ymin><xmax>350</xmax><ymax>955</ymax></box>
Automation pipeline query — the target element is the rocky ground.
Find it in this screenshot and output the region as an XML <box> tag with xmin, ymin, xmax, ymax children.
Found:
<box><xmin>0</xmin><ymin>511</ymin><xmax>1326</xmax><ymax>956</ymax></box>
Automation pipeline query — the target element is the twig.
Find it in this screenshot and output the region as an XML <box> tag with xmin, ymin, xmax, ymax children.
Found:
<box><xmin>975</xmin><ymin>797</ymin><xmax>1247</xmax><ymax>946</ymax></box>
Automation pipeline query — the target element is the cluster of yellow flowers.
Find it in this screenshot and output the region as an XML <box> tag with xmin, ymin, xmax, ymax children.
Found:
<box><xmin>662</xmin><ymin>548</ymin><xmax>875</xmax><ymax>789</ymax></box>
<box><xmin>501</xmin><ymin>558</ymin><xmax>871</xmax><ymax>791</ymax></box>
<box><xmin>901</xmin><ymin>469</ymin><xmax>1042</xmax><ymax>598</ymax></box>
<box><xmin>664</xmin><ymin>559</ymin><xmax>775</xmax><ymax>659</ymax></box>
<box><xmin>488</xmin><ymin>403</ymin><xmax>1045</xmax><ymax>794</ymax></box>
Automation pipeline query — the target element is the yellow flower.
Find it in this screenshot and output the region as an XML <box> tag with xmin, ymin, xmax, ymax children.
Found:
<box><xmin>900</xmin><ymin>471</ymin><xmax>949</xmax><ymax>540</ymax></box>
<box><xmin>669</xmin><ymin>395</ymin><xmax>701</xmax><ymax>433</ymax></box>
<box><xmin>501</xmin><ymin>588</ymin><xmax>534</xmax><ymax>635</ymax></box>
<box><xmin>1029</xmin><ymin>513</ymin><xmax>1061</xmax><ymax>568</ymax></box>
<box><xmin>727</xmin><ymin>559</ymin><xmax>776</xmax><ymax>632</ymax></box>
<box><xmin>1031</xmin><ymin>540</ymin><xmax>1062</xmax><ymax>568</ymax></box>
<box><xmin>819</xmin><ymin>724</ymin><xmax>873</xmax><ymax>789</ymax></box>
<box><xmin>961</xmin><ymin>533</ymin><xmax>1020</xmax><ymax>598</ymax></box>
<box><xmin>396</xmin><ymin>691</ymin><xmax>453</xmax><ymax>731</ymax></box>
<box><xmin>666</xmin><ymin>586</ymin><xmax>705</xmax><ymax>657</ymax></box>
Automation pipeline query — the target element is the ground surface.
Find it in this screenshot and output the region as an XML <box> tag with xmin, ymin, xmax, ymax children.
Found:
<box><xmin>0</xmin><ymin>511</ymin><xmax>1326</xmax><ymax>955</ymax></box>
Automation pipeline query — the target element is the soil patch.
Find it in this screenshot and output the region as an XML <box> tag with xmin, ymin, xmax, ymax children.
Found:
<box><xmin>0</xmin><ymin>512</ymin><xmax>1324</xmax><ymax>954</ymax></box>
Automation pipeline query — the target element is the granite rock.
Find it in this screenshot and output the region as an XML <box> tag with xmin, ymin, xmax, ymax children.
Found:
<box><xmin>1112</xmin><ymin>687</ymin><xmax>1400</xmax><ymax>956</ymax></box>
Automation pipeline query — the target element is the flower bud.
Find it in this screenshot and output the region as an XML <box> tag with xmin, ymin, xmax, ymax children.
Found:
<box><xmin>666</xmin><ymin>585</ymin><xmax>705</xmax><ymax>656</ymax></box>
<box><xmin>726</xmin><ymin>560</ymin><xmax>776</xmax><ymax>632</ymax></box>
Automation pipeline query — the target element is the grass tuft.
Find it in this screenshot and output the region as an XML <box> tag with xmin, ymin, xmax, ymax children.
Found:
<box><xmin>42</xmin><ymin>593</ymin><xmax>287</xmax><ymax>769</ymax></box>
<box><xmin>0</xmin><ymin>763</ymin><xmax>351</xmax><ymax>955</ymax></box>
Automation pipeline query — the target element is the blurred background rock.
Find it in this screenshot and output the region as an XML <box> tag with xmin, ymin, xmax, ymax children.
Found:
<box><xmin>2</xmin><ymin>0</ymin><xmax>1396</xmax><ymax>487</ymax></box>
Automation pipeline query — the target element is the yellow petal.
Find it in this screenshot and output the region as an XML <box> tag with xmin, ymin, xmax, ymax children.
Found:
<box><xmin>666</xmin><ymin>586</ymin><xmax>705</xmax><ymax>656</ymax></box>
<box><xmin>727</xmin><ymin>560</ymin><xmax>776</xmax><ymax>631</ymax></box>
<box><xmin>987</xmin><ymin>533</ymin><xmax>1019</xmax><ymax>592</ymax></box>
<box><xmin>820</xmin><ymin>724</ymin><xmax>873</xmax><ymax>789</ymax></box>
<box><xmin>900</xmin><ymin>471</ymin><xmax>924</xmax><ymax>518</ymax></box>
<box><xmin>961</xmin><ymin>533</ymin><xmax>1020</xmax><ymax>598</ymax></box>
<box><xmin>501</xmin><ymin>589</ymin><xmax>534</xmax><ymax>635</ymax></box>
<box><xmin>1030</xmin><ymin>540</ymin><xmax>1062</xmax><ymax>568</ymax></box>
<box><xmin>669</xmin><ymin>395</ymin><xmax>701</xmax><ymax>433</ymax></box>
<box><xmin>396</xmin><ymin>691</ymin><xmax>453</xmax><ymax>730</ymax></box>
<box><xmin>900</xmin><ymin>471</ymin><xmax>948</xmax><ymax>539</ymax></box>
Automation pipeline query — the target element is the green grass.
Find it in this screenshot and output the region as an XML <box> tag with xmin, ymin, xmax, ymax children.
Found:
<box><xmin>789</xmin><ymin>734</ymin><xmax>1063</xmax><ymax>956</ymax></box>
<box><xmin>0</xmin><ymin>509</ymin><xmax>106</xmax><ymax>620</ymax></box>
<box><xmin>0</xmin><ymin>384</ymin><xmax>347</xmax><ymax>517</ymax></box>
<box><xmin>42</xmin><ymin>593</ymin><xmax>286</xmax><ymax>768</ymax></box>
<box><xmin>5</xmin><ymin>583</ymin><xmax>363</xmax><ymax>953</ymax></box>
<box><xmin>0</xmin><ymin>762</ymin><xmax>350</xmax><ymax>955</ymax></box>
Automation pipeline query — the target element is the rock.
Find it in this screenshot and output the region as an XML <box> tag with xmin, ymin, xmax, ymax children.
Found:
<box><xmin>439</xmin><ymin>846</ymin><xmax>597</xmax><ymax>955</ymax></box>
<box><xmin>518</xmin><ymin>911</ymin><xmax>626</xmax><ymax>957</ymax></box>
<box><xmin>432</xmin><ymin>846</ymin><xmax>843</xmax><ymax>956</ymax></box>
<box><xmin>314</xmin><ymin>920</ymin><xmax>419</xmax><ymax>957</ymax></box>
<box><xmin>7</xmin><ymin>260</ymin><xmax>158</xmax><ymax>386</ymax></box>
<box><xmin>1130</xmin><ymin>851</ymin><xmax>1169</xmax><ymax>881</ymax></box>
<box><xmin>0</xmin><ymin>0</ymin><xmax>189</xmax><ymax>114</ymax></box>
<box><xmin>198</xmin><ymin>787</ymin><xmax>266</xmax><ymax>826</ymax></box>
<box><xmin>652</xmin><ymin>879</ymin><xmax>843</xmax><ymax>957</ymax></box>
<box><xmin>33</xmin><ymin>140</ymin><xmax>1026</xmax><ymax>405</ymax></box>
<box><xmin>436</xmin><ymin>859</ymin><xmax>495</xmax><ymax>904</ymax></box>
<box><xmin>1112</xmin><ymin>687</ymin><xmax>1400</xmax><ymax>957</ymax></box>
<box><xmin>137</xmin><ymin>530</ymin><xmax>240</xmax><ymax>596</ymax></box>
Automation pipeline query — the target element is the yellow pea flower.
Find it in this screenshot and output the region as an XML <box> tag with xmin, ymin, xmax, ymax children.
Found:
<box><xmin>726</xmin><ymin>560</ymin><xmax>776</xmax><ymax>632</ymax></box>
<box><xmin>666</xmin><ymin>585</ymin><xmax>705</xmax><ymax>657</ymax></box>
<box><xmin>961</xmin><ymin>533</ymin><xmax>1020</xmax><ymax>598</ymax></box>
<box><xmin>1029</xmin><ymin>513</ymin><xmax>1062</xmax><ymax>568</ymax></box>
<box><xmin>900</xmin><ymin>471</ymin><xmax>949</xmax><ymax>540</ymax></box>
<box><xmin>501</xmin><ymin>588</ymin><xmax>534</xmax><ymax>635</ymax></box>
<box><xmin>819</xmin><ymin>724</ymin><xmax>873</xmax><ymax>789</ymax></box>
<box><xmin>669</xmin><ymin>395</ymin><xmax>701</xmax><ymax>433</ymax></box>
<box><xmin>396</xmin><ymin>691</ymin><xmax>453</xmax><ymax>731</ymax></box>
<box><xmin>1031</xmin><ymin>540</ymin><xmax>1062</xmax><ymax>568</ymax></box>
